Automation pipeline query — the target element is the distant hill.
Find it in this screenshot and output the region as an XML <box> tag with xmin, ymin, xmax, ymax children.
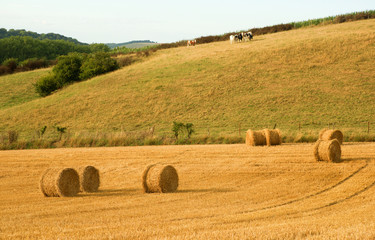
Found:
<box><xmin>106</xmin><ymin>40</ymin><xmax>158</xmax><ymax>49</ymax></box>
<box><xmin>0</xmin><ymin>28</ymin><xmax>86</xmax><ymax>45</ymax></box>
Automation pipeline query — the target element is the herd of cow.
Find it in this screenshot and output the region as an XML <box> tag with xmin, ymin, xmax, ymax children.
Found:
<box><xmin>229</xmin><ymin>32</ymin><xmax>253</xmax><ymax>44</ymax></box>
<box><xmin>187</xmin><ymin>32</ymin><xmax>253</xmax><ymax>47</ymax></box>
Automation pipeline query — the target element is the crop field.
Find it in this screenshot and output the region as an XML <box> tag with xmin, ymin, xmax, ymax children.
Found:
<box><xmin>0</xmin><ymin>143</ymin><xmax>374</xmax><ymax>239</ymax></box>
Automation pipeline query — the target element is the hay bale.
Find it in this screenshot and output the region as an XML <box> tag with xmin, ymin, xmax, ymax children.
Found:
<box><xmin>264</xmin><ymin>129</ymin><xmax>282</xmax><ymax>146</ymax></box>
<box><xmin>78</xmin><ymin>166</ymin><xmax>100</xmax><ymax>192</ymax></box>
<box><xmin>246</xmin><ymin>130</ymin><xmax>267</xmax><ymax>146</ymax></box>
<box><xmin>319</xmin><ymin>129</ymin><xmax>343</xmax><ymax>144</ymax></box>
<box><xmin>142</xmin><ymin>164</ymin><xmax>179</xmax><ymax>193</ymax></box>
<box><xmin>39</xmin><ymin>168</ymin><xmax>80</xmax><ymax>197</ymax></box>
<box><xmin>313</xmin><ymin>139</ymin><xmax>342</xmax><ymax>163</ymax></box>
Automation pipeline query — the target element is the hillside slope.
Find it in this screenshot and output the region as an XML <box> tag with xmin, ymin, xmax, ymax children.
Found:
<box><xmin>0</xmin><ymin>20</ymin><xmax>375</xmax><ymax>139</ymax></box>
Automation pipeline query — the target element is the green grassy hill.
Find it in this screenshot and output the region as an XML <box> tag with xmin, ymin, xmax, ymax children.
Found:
<box><xmin>1</xmin><ymin>19</ymin><xmax>375</xmax><ymax>145</ymax></box>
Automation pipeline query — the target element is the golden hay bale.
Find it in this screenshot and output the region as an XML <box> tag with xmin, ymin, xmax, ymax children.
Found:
<box><xmin>39</xmin><ymin>168</ymin><xmax>80</xmax><ymax>197</ymax></box>
<box><xmin>246</xmin><ymin>130</ymin><xmax>267</xmax><ymax>146</ymax></box>
<box><xmin>319</xmin><ymin>129</ymin><xmax>344</xmax><ymax>144</ymax></box>
<box><xmin>313</xmin><ymin>139</ymin><xmax>342</xmax><ymax>163</ymax></box>
<box><xmin>78</xmin><ymin>166</ymin><xmax>100</xmax><ymax>192</ymax></box>
<box><xmin>142</xmin><ymin>164</ymin><xmax>179</xmax><ymax>193</ymax></box>
<box><xmin>263</xmin><ymin>129</ymin><xmax>282</xmax><ymax>146</ymax></box>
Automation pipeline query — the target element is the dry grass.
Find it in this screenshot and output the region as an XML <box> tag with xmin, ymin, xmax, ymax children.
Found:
<box><xmin>1</xmin><ymin>143</ymin><xmax>374</xmax><ymax>239</ymax></box>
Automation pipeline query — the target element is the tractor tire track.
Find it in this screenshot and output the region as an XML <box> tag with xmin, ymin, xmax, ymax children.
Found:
<box><xmin>238</xmin><ymin>160</ymin><xmax>369</xmax><ymax>214</ymax></box>
<box><xmin>230</xmin><ymin>178</ymin><xmax>375</xmax><ymax>224</ymax></box>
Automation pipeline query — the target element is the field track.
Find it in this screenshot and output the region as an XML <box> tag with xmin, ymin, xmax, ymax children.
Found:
<box><xmin>0</xmin><ymin>143</ymin><xmax>374</xmax><ymax>239</ymax></box>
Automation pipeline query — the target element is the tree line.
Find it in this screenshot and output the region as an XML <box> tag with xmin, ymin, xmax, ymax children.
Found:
<box><xmin>0</xmin><ymin>36</ymin><xmax>109</xmax><ymax>63</ymax></box>
<box><xmin>0</xmin><ymin>28</ymin><xmax>85</xmax><ymax>44</ymax></box>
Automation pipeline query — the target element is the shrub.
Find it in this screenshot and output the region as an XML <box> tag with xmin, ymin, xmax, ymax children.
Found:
<box><xmin>8</xmin><ymin>130</ymin><xmax>18</xmax><ymax>144</ymax></box>
<box><xmin>53</xmin><ymin>53</ymin><xmax>83</xmax><ymax>85</ymax></box>
<box><xmin>80</xmin><ymin>52</ymin><xmax>119</xmax><ymax>80</ymax></box>
<box><xmin>0</xmin><ymin>65</ymin><xmax>8</xmax><ymax>75</ymax></box>
<box><xmin>20</xmin><ymin>58</ymin><xmax>49</xmax><ymax>70</ymax></box>
<box><xmin>117</xmin><ymin>56</ymin><xmax>135</xmax><ymax>67</ymax></box>
<box><xmin>185</xmin><ymin>123</ymin><xmax>195</xmax><ymax>138</ymax></box>
<box><xmin>55</xmin><ymin>126</ymin><xmax>67</xmax><ymax>140</ymax></box>
<box><xmin>2</xmin><ymin>58</ymin><xmax>18</xmax><ymax>73</ymax></box>
<box><xmin>172</xmin><ymin>122</ymin><xmax>185</xmax><ymax>140</ymax></box>
<box><xmin>34</xmin><ymin>74</ymin><xmax>60</xmax><ymax>97</ymax></box>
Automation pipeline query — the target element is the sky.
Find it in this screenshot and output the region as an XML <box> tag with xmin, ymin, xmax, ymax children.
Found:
<box><xmin>1</xmin><ymin>0</ymin><xmax>375</xmax><ymax>44</ymax></box>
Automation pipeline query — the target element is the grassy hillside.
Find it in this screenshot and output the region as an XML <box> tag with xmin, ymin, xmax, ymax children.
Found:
<box><xmin>0</xmin><ymin>68</ymin><xmax>50</xmax><ymax>109</ymax></box>
<box><xmin>0</xmin><ymin>19</ymin><xmax>375</xmax><ymax>144</ymax></box>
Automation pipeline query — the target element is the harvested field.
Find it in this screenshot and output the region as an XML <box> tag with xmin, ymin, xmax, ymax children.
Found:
<box><xmin>0</xmin><ymin>143</ymin><xmax>374</xmax><ymax>239</ymax></box>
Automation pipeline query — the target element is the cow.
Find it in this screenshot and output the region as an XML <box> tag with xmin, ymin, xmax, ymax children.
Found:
<box><xmin>187</xmin><ymin>40</ymin><xmax>196</xmax><ymax>47</ymax></box>
<box><xmin>244</xmin><ymin>32</ymin><xmax>253</xmax><ymax>41</ymax></box>
<box><xmin>230</xmin><ymin>32</ymin><xmax>253</xmax><ymax>44</ymax></box>
<box><xmin>237</xmin><ymin>33</ymin><xmax>243</xmax><ymax>42</ymax></box>
<box><xmin>230</xmin><ymin>34</ymin><xmax>242</xmax><ymax>44</ymax></box>
<box><xmin>230</xmin><ymin>35</ymin><xmax>237</xmax><ymax>44</ymax></box>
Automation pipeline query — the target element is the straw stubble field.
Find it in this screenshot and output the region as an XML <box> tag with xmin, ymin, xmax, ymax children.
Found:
<box><xmin>0</xmin><ymin>143</ymin><xmax>374</xmax><ymax>239</ymax></box>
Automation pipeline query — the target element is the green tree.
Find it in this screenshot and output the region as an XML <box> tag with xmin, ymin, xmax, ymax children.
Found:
<box><xmin>89</xmin><ymin>43</ymin><xmax>110</xmax><ymax>53</ymax></box>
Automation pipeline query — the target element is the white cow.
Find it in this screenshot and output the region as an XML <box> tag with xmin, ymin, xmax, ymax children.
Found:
<box><xmin>230</xmin><ymin>35</ymin><xmax>238</xmax><ymax>44</ymax></box>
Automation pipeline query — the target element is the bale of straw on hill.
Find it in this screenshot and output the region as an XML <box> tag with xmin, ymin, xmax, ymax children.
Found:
<box><xmin>246</xmin><ymin>130</ymin><xmax>267</xmax><ymax>146</ymax></box>
<box><xmin>142</xmin><ymin>164</ymin><xmax>179</xmax><ymax>193</ymax></box>
<box><xmin>319</xmin><ymin>129</ymin><xmax>344</xmax><ymax>144</ymax></box>
<box><xmin>263</xmin><ymin>129</ymin><xmax>282</xmax><ymax>146</ymax></box>
<box><xmin>313</xmin><ymin>139</ymin><xmax>342</xmax><ymax>163</ymax></box>
<box><xmin>39</xmin><ymin>168</ymin><xmax>80</xmax><ymax>197</ymax></box>
<box><xmin>78</xmin><ymin>166</ymin><xmax>100</xmax><ymax>192</ymax></box>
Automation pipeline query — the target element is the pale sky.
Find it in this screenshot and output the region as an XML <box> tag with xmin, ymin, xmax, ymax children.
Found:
<box><xmin>1</xmin><ymin>0</ymin><xmax>374</xmax><ymax>44</ymax></box>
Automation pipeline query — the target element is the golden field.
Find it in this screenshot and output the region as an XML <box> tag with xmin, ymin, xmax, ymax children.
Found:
<box><xmin>0</xmin><ymin>143</ymin><xmax>374</xmax><ymax>239</ymax></box>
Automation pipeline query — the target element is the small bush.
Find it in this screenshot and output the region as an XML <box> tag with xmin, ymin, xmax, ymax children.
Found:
<box><xmin>53</xmin><ymin>53</ymin><xmax>83</xmax><ymax>85</ymax></box>
<box><xmin>334</xmin><ymin>15</ymin><xmax>346</xmax><ymax>24</ymax></box>
<box><xmin>0</xmin><ymin>65</ymin><xmax>9</xmax><ymax>75</ymax></box>
<box><xmin>80</xmin><ymin>52</ymin><xmax>119</xmax><ymax>80</ymax></box>
<box><xmin>20</xmin><ymin>58</ymin><xmax>49</xmax><ymax>70</ymax></box>
<box><xmin>34</xmin><ymin>74</ymin><xmax>60</xmax><ymax>97</ymax></box>
<box><xmin>2</xmin><ymin>58</ymin><xmax>18</xmax><ymax>73</ymax></box>
<box><xmin>172</xmin><ymin>122</ymin><xmax>185</xmax><ymax>140</ymax></box>
<box><xmin>8</xmin><ymin>130</ymin><xmax>18</xmax><ymax>144</ymax></box>
<box><xmin>117</xmin><ymin>56</ymin><xmax>135</xmax><ymax>67</ymax></box>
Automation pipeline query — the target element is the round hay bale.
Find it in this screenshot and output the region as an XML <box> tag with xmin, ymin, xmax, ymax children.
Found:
<box><xmin>313</xmin><ymin>139</ymin><xmax>342</xmax><ymax>163</ymax></box>
<box><xmin>319</xmin><ymin>129</ymin><xmax>343</xmax><ymax>144</ymax></box>
<box><xmin>142</xmin><ymin>164</ymin><xmax>179</xmax><ymax>193</ymax></box>
<box><xmin>78</xmin><ymin>166</ymin><xmax>100</xmax><ymax>192</ymax></box>
<box><xmin>39</xmin><ymin>168</ymin><xmax>80</xmax><ymax>197</ymax></box>
<box><xmin>263</xmin><ymin>129</ymin><xmax>282</xmax><ymax>146</ymax></box>
<box><xmin>246</xmin><ymin>130</ymin><xmax>266</xmax><ymax>146</ymax></box>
